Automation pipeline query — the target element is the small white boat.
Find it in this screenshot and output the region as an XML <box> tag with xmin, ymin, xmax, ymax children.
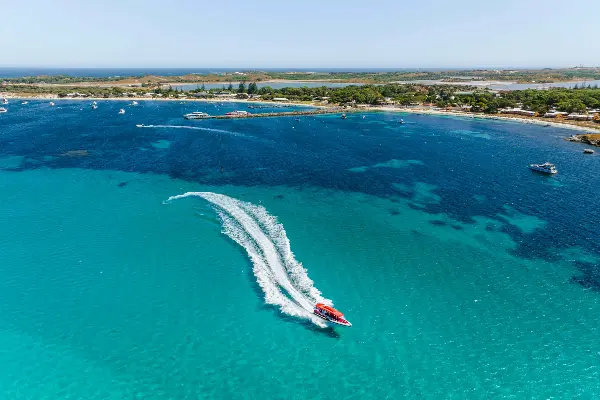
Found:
<box><xmin>49</xmin><ymin>102</ymin><xmax>55</xmax><ymax>106</ymax></box>
<box><xmin>119</xmin><ymin>109</ymin><xmax>126</xmax><ymax>115</ymax></box>
<box><xmin>529</xmin><ymin>162</ymin><xmax>557</xmax><ymax>174</ymax></box>
<box><xmin>92</xmin><ymin>101</ymin><xmax>97</xmax><ymax>106</ymax></box>
<box><xmin>136</xmin><ymin>124</ymin><xmax>145</xmax><ymax>128</ymax></box>
<box><xmin>2</xmin><ymin>98</ymin><xmax>8</xmax><ymax>105</ymax></box>
<box><xmin>131</xmin><ymin>101</ymin><xmax>138</xmax><ymax>106</ymax></box>
<box><xmin>0</xmin><ymin>107</ymin><xmax>7</xmax><ymax>113</ymax></box>
<box><xmin>21</xmin><ymin>101</ymin><xmax>29</xmax><ymax>105</ymax></box>
<box><xmin>185</xmin><ymin>112</ymin><xmax>211</xmax><ymax>120</ymax></box>
<box><xmin>584</xmin><ymin>149</ymin><xmax>595</xmax><ymax>154</ymax></box>
<box><xmin>92</xmin><ymin>104</ymin><xmax>98</xmax><ymax>110</ymax></box>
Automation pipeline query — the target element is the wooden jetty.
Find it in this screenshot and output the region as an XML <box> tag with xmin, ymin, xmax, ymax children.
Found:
<box><xmin>192</xmin><ymin>108</ymin><xmax>351</xmax><ymax>120</ymax></box>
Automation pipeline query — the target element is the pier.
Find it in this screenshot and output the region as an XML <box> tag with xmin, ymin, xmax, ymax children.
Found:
<box><xmin>192</xmin><ymin>108</ymin><xmax>350</xmax><ymax>120</ymax></box>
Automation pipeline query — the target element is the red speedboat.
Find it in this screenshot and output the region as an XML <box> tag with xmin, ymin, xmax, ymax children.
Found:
<box><xmin>314</xmin><ymin>303</ymin><xmax>352</xmax><ymax>327</ymax></box>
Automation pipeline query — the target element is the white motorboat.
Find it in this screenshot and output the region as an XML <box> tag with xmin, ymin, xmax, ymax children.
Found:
<box><xmin>119</xmin><ymin>109</ymin><xmax>126</xmax><ymax>115</ymax></box>
<box><xmin>184</xmin><ymin>111</ymin><xmax>210</xmax><ymax>120</ymax></box>
<box><xmin>529</xmin><ymin>162</ymin><xmax>557</xmax><ymax>174</ymax></box>
<box><xmin>0</xmin><ymin>107</ymin><xmax>7</xmax><ymax>113</ymax></box>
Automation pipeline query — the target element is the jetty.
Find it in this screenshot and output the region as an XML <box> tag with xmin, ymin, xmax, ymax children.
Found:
<box><xmin>191</xmin><ymin>108</ymin><xmax>350</xmax><ymax>120</ymax></box>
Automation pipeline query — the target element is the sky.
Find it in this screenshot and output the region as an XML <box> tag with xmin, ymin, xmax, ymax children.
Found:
<box><xmin>0</xmin><ymin>0</ymin><xmax>598</xmax><ymax>69</ymax></box>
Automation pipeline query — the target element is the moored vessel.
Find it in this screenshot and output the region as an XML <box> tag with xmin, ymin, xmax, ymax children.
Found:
<box><xmin>119</xmin><ymin>109</ymin><xmax>126</xmax><ymax>115</ymax></box>
<box><xmin>0</xmin><ymin>107</ymin><xmax>7</xmax><ymax>113</ymax></box>
<box><xmin>584</xmin><ymin>149</ymin><xmax>594</xmax><ymax>154</ymax></box>
<box><xmin>184</xmin><ymin>111</ymin><xmax>210</xmax><ymax>120</ymax></box>
<box><xmin>313</xmin><ymin>303</ymin><xmax>352</xmax><ymax>327</ymax></box>
<box><xmin>225</xmin><ymin>110</ymin><xmax>249</xmax><ymax>117</ymax></box>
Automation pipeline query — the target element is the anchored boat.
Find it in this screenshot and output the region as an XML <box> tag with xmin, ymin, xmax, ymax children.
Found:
<box><xmin>313</xmin><ymin>303</ymin><xmax>352</xmax><ymax>327</ymax></box>
<box><xmin>184</xmin><ymin>111</ymin><xmax>210</xmax><ymax>120</ymax></box>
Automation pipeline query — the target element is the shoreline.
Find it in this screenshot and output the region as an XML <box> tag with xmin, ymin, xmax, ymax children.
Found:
<box><xmin>3</xmin><ymin>95</ymin><xmax>599</xmax><ymax>133</ymax></box>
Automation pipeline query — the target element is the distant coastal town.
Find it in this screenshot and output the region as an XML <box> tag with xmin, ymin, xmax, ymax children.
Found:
<box><xmin>2</xmin><ymin>68</ymin><xmax>600</xmax><ymax>141</ymax></box>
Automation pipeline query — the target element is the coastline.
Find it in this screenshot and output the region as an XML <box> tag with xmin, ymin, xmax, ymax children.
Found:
<box><xmin>3</xmin><ymin>95</ymin><xmax>599</xmax><ymax>133</ymax></box>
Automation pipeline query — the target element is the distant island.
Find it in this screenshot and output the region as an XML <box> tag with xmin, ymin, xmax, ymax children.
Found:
<box><xmin>2</xmin><ymin>67</ymin><xmax>600</xmax><ymax>86</ymax></box>
<box><xmin>2</xmin><ymin>68</ymin><xmax>600</xmax><ymax>133</ymax></box>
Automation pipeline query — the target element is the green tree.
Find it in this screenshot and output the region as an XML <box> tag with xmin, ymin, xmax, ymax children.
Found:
<box><xmin>238</xmin><ymin>82</ymin><xmax>247</xmax><ymax>93</ymax></box>
<box><xmin>247</xmin><ymin>82</ymin><xmax>258</xmax><ymax>94</ymax></box>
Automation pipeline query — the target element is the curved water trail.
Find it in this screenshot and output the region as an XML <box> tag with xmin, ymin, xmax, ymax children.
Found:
<box><xmin>166</xmin><ymin>192</ymin><xmax>332</xmax><ymax>327</ymax></box>
<box><xmin>139</xmin><ymin>124</ymin><xmax>253</xmax><ymax>139</ymax></box>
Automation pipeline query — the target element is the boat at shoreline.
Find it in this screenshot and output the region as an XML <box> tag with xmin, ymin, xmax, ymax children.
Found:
<box><xmin>313</xmin><ymin>303</ymin><xmax>352</xmax><ymax>327</ymax></box>
<box><xmin>0</xmin><ymin>107</ymin><xmax>7</xmax><ymax>113</ymax></box>
<box><xmin>21</xmin><ymin>101</ymin><xmax>29</xmax><ymax>105</ymax></box>
<box><xmin>529</xmin><ymin>162</ymin><xmax>557</xmax><ymax>174</ymax></box>
<box><xmin>2</xmin><ymin>98</ymin><xmax>8</xmax><ymax>105</ymax></box>
<box><xmin>184</xmin><ymin>111</ymin><xmax>210</xmax><ymax>119</ymax></box>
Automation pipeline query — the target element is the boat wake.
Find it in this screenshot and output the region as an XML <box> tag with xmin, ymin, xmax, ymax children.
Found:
<box><xmin>166</xmin><ymin>192</ymin><xmax>332</xmax><ymax>327</ymax></box>
<box><xmin>138</xmin><ymin>124</ymin><xmax>252</xmax><ymax>139</ymax></box>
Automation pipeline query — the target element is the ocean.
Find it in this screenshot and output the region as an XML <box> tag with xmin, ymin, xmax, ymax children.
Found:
<box><xmin>0</xmin><ymin>99</ymin><xmax>599</xmax><ymax>399</ymax></box>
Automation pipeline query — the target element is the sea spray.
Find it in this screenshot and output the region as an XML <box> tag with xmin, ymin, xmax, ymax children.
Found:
<box><xmin>167</xmin><ymin>192</ymin><xmax>332</xmax><ymax>327</ymax></box>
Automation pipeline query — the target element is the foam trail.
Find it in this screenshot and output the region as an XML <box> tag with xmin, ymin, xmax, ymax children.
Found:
<box><xmin>167</xmin><ymin>192</ymin><xmax>332</xmax><ymax>327</ymax></box>
<box><xmin>140</xmin><ymin>124</ymin><xmax>251</xmax><ymax>138</ymax></box>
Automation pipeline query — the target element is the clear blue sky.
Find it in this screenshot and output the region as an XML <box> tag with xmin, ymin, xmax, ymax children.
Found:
<box><xmin>1</xmin><ymin>0</ymin><xmax>598</xmax><ymax>68</ymax></box>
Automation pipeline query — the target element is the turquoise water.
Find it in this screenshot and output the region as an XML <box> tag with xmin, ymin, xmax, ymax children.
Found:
<box><xmin>1</xmin><ymin>100</ymin><xmax>600</xmax><ymax>399</ymax></box>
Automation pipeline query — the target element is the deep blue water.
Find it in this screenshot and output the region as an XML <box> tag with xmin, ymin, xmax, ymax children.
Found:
<box><xmin>1</xmin><ymin>100</ymin><xmax>600</xmax><ymax>398</ymax></box>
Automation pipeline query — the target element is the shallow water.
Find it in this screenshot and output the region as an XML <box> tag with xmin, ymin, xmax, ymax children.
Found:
<box><xmin>0</xmin><ymin>100</ymin><xmax>599</xmax><ymax>399</ymax></box>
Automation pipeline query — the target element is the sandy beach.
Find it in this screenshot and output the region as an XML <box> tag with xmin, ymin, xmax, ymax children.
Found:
<box><xmin>2</xmin><ymin>94</ymin><xmax>599</xmax><ymax>133</ymax></box>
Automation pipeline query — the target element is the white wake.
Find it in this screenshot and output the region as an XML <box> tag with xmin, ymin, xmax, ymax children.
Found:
<box><xmin>166</xmin><ymin>192</ymin><xmax>332</xmax><ymax>327</ymax></box>
<box><xmin>139</xmin><ymin>124</ymin><xmax>251</xmax><ymax>138</ymax></box>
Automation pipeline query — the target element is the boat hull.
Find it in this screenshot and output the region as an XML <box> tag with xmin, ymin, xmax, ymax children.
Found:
<box><xmin>529</xmin><ymin>166</ymin><xmax>557</xmax><ymax>174</ymax></box>
<box><xmin>313</xmin><ymin>310</ymin><xmax>352</xmax><ymax>327</ymax></box>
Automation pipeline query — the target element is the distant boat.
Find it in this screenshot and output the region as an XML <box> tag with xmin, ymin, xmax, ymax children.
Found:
<box><xmin>49</xmin><ymin>102</ymin><xmax>55</xmax><ymax>106</ymax></box>
<box><xmin>91</xmin><ymin>104</ymin><xmax>98</xmax><ymax>110</ymax></box>
<box><xmin>341</xmin><ymin>113</ymin><xmax>347</xmax><ymax>119</ymax></box>
<box><xmin>0</xmin><ymin>107</ymin><xmax>7</xmax><ymax>113</ymax></box>
<box><xmin>399</xmin><ymin>118</ymin><xmax>405</xmax><ymax>124</ymax></box>
<box><xmin>2</xmin><ymin>98</ymin><xmax>8</xmax><ymax>105</ymax></box>
<box><xmin>529</xmin><ymin>162</ymin><xmax>557</xmax><ymax>174</ymax></box>
<box><xmin>21</xmin><ymin>101</ymin><xmax>28</xmax><ymax>105</ymax></box>
<box><xmin>131</xmin><ymin>101</ymin><xmax>139</xmax><ymax>106</ymax></box>
<box><xmin>136</xmin><ymin>124</ymin><xmax>145</xmax><ymax>128</ymax></box>
<box><xmin>584</xmin><ymin>149</ymin><xmax>594</xmax><ymax>154</ymax></box>
<box><xmin>119</xmin><ymin>109</ymin><xmax>126</xmax><ymax>115</ymax></box>
<box><xmin>184</xmin><ymin>111</ymin><xmax>210</xmax><ymax>119</ymax></box>
<box><xmin>225</xmin><ymin>110</ymin><xmax>249</xmax><ymax>117</ymax></box>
